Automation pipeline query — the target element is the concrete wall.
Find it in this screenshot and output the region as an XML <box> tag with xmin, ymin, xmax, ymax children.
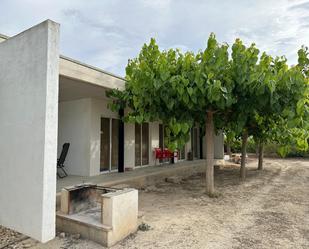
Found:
<box><xmin>58</xmin><ymin>97</ymin><xmax>123</xmax><ymax>176</ymax></box>
<box><xmin>58</xmin><ymin>99</ymin><xmax>92</xmax><ymax>176</ymax></box>
<box><xmin>214</xmin><ymin>132</ymin><xmax>224</xmax><ymax>159</ymax></box>
<box><xmin>0</xmin><ymin>34</ymin><xmax>8</xmax><ymax>43</ymax></box>
<box><xmin>202</xmin><ymin>131</ymin><xmax>224</xmax><ymax>159</ymax></box>
<box><xmin>0</xmin><ymin>20</ymin><xmax>59</xmax><ymax>242</ymax></box>
<box><xmin>102</xmin><ymin>189</ymin><xmax>138</xmax><ymax>247</ymax></box>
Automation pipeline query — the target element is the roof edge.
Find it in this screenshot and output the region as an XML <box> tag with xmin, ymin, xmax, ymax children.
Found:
<box><xmin>0</xmin><ymin>33</ymin><xmax>9</xmax><ymax>39</ymax></box>
<box><xmin>60</xmin><ymin>55</ymin><xmax>125</xmax><ymax>81</ymax></box>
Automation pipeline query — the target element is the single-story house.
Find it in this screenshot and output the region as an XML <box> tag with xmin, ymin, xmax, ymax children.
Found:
<box><xmin>0</xmin><ymin>20</ymin><xmax>223</xmax><ymax>243</ymax></box>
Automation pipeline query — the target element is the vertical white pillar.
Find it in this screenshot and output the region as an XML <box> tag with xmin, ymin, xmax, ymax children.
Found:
<box><xmin>0</xmin><ymin>20</ymin><xmax>60</xmax><ymax>242</ymax></box>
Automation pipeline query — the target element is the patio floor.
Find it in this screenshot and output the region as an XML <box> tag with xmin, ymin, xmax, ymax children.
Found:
<box><xmin>57</xmin><ymin>159</ymin><xmax>207</xmax><ymax>192</ymax></box>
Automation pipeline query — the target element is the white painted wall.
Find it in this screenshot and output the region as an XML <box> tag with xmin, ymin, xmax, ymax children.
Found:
<box><xmin>202</xmin><ymin>131</ymin><xmax>224</xmax><ymax>159</ymax></box>
<box><xmin>0</xmin><ymin>20</ymin><xmax>59</xmax><ymax>242</ymax></box>
<box><xmin>214</xmin><ymin>132</ymin><xmax>224</xmax><ymax>159</ymax></box>
<box><xmin>58</xmin><ymin>98</ymin><xmax>92</xmax><ymax>176</ymax></box>
<box><xmin>58</xmin><ymin>97</ymin><xmax>170</xmax><ymax>174</ymax></box>
<box><xmin>58</xmin><ymin>97</ymin><xmax>121</xmax><ymax>176</ymax></box>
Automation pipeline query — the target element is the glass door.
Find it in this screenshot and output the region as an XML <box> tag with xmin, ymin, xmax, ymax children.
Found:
<box><xmin>135</xmin><ymin>123</ymin><xmax>149</xmax><ymax>166</ymax></box>
<box><xmin>193</xmin><ymin>127</ymin><xmax>199</xmax><ymax>158</ymax></box>
<box><xmin>111</xmin><ymin>119</ymin><xmax>119</xmax><ymax>170</ymax></box>
<box><xmin>142</xmin><ymin>123</ymin><xmax>149</xmax><ymax>165</ymax></box>
<box><xmin>179</xmin><ymin>145</ymin><xmax>185</xmax><ymax>160</ymax></box>
<box><xmin>100</xmin><ymin>118</ymin><xmax>110</xmax><ymax>172</ymax></box>
<box><xmin>191</xmin><ymin>127</ymin><xmax>200</xmax><ymax>159</ymax></box>
<box><xmin>100</xmin><ymin>117</ymin><xmax>119</xmax><ymax>172</ymax></box>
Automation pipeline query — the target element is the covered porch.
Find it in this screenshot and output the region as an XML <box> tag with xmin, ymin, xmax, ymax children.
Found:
<box><xmin>57</xmin><ymin>56</ymin><xmax>127</xmax><ymax>177</ymax></box>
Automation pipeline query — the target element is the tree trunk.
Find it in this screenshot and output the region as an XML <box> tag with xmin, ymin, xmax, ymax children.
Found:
<box><xmin>205</xmin><ymin>111</ymin><xmax>214</xmax><ymax>195</ymax></box>
<box><xmin>258</xmin><ymin>143</ymin><xmax>264</xmax><ymax>170</ymax></box>
<box><xmin>240</xmin><ymin>129</ymin><xmax>248</xmax><ymax>180</ymax></box>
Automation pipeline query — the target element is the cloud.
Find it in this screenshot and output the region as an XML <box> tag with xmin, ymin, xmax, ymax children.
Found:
<box><xmin>289</xmin><ymin>1</ymin><xmax>309</xmax><ymax>10</ymax></box>
<box><xmin>0</xmin><ymin>0</ymin><xmax>308</xmax><ymax>76</ymax></box>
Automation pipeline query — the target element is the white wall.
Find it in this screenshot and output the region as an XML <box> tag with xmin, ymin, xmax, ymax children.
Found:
<box><xmin>58</xmin><ymin>97</ymin><xmax>165</xmax><ymax>174</ymax></box>
<box><xmin>58</xmin><ymin>99</ymin><xmax>92</xmax><ymax>176</ymax></box>
<box><xmin>58</xmin><ymin>97</ymin><xmax>121</xmax><ymax>176</ymax></box>
<box><xmin>202</xmin><ymin>131</ymin><xmax>224</xmax><ymax>159</ymax></box>
<box><xmin>0</xmin><ymin>20</ymin><xmax>59</xmax><ymax>242</ymax></box>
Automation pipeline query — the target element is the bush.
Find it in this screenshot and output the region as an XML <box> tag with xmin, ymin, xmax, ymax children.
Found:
<box><xmin>228</xmin><ymin>137</ymin><xmax>256</xmax><ymax>154</ymax></box>
<box><xmin>225</xmin><ymin>136</ymin><xmax>309</xmax><ymax>157</ymax></box>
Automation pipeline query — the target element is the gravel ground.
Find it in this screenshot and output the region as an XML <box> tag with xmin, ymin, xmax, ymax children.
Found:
<box><xmin>1</xmin><ymin>158</ymin><xmax>309</xmax><ymax>249</ymax></box>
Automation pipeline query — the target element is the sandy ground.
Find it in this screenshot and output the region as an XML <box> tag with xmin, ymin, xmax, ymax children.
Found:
<box><xmin>1</xmin><ymin>158</ymin><xmax>309</xmax><ymax>249</ymax></box>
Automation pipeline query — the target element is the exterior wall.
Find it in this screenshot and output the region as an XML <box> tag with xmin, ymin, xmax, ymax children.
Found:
<box><xmin>58</xmin><ymin>95</ymin><xmax>224</xmax><ymax>176</ymax></box>
<box><xmin>214</xmin><ymin>132</ymin><xmax>224</xmax><ymax>159</ymax></box>
<box><xmin>58</xmin><ymin>97</ymin><xmax>122</xmax><ymax>176</ymax></box>
<box><xmin>0</xmin><ymin>34</ymin><xmax>8</xmax><ymax>43</ymax></box>
<box><xmin>0</xmin><ymin>20</ymin><xmax>59</xmax><ymax>242</ymax></box>
<box><xmin>202</xmin><ymin>131</ymin><xmax>224</xmax><ymax>159</ymax></box>
<box><xmin>58</xmin><ymin>99</ymin><xmax>92</xmax><ymax>176</ymax></box>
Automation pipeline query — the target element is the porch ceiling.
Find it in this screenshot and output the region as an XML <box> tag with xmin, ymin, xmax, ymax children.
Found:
<box><xmin>59</xmin><ymin>76</ymin><xmax>109</xmax><ymax>102</ymax></box>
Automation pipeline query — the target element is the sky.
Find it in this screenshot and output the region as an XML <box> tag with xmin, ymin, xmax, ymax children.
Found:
<box><xmin>0</xmin><ymin>0</ymin><xmax>308</xmax><ymax>77</ymax></box>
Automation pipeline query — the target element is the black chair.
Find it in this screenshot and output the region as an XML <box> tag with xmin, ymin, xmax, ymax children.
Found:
<box><xmin>57</xmin><ymin>143</ymin><xmax>70</xmax><ymax>178</ymax></box>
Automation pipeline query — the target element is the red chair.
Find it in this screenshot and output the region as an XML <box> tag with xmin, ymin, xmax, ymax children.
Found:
<box><xmin>155</xmin><ymin>148</ymin><xmax>179</xmax><ymax>164</ymax></box>
<box><xmin>155</xmin><ymin>148</ymin><xmax>163</xmax><ymax>161</ymax></box>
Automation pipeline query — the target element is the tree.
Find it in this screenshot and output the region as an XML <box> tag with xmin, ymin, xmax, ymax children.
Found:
<box><xmin>246</xmin><ymin>47</ymin><xmax>308</xmax><ymax>171</ymax></box>
<box><xmin>108</xmin><ymin>34</ymin><xmax>308</xmax><ymax>192</ymax></box>
<box><xmin>268</xmin><ymin>47</ymin><xmax>309</xmax><ymax>158</ymax></box>
<box><xmin>108</xmin><ymin>35</ymin><xmax>235</xmax><ymax>196</ymax></box>
<box><xmin>228</xmin><ymin>39</ymin><xmax>261</xmax><ymax>179</ymax></box>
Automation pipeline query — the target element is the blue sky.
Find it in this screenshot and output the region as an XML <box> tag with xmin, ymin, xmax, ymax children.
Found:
<box><xmin>0</xmin><ymin>0</ymin><xmax>308</xmax><ymax>76</ymax></box>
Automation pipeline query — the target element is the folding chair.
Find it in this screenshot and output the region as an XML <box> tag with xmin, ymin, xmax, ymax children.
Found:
<box><xmin>57</xmin><ymin>143</ymin><xmax>70</xmax><ymax>178</ymax></box>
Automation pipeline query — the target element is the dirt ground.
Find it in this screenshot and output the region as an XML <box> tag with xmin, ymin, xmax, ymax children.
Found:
<box><xmin>1</xmin><ymin>158</ymin><xmax>309</xmax><ymax>249</ymax></box>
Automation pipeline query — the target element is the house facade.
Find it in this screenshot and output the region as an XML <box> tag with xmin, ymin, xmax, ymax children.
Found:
<box><xmin>0</xmin><ymin>20</ymin><xmax>224</xmax><ymax>242</ymax></box>
<box><xmin>57</xmin><ymin>55</ymin><xmax>224</xmax><ymax>177</ymax></box>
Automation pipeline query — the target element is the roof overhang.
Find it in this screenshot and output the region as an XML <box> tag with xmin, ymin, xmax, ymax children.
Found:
<box><xmin>59</xmin><ymin>56</ymin><xmax>125</xmax><ymax>90</ymax></box>
<box><xmin>0</xmin><ymin>34</ymin><xmax>125</xmax><ymax>91</ymax></box>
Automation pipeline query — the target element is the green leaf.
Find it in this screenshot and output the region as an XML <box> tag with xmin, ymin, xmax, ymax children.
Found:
<box><xmin>187</xmin><ymin>87</ymin><xmax>194</xmax><ymax>96</ymax></box>
<box><xmin>136</xmin><ymin>115</ymin><xmax>143</xmax><ymax>124</ymax></box>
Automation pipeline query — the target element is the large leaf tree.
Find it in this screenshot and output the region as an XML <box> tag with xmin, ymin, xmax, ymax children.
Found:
<box><xmin>108</xmin><ymin>34</ymin><xmax>235</xmax><ymax>195</ymax></box>
<box><xmin>229</xmin><ymin>46</ymin><xmax>309</xmax><ymax>176</ymax></box>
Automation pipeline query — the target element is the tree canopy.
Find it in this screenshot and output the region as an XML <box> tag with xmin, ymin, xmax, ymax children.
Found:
<box><xmin>108</xmin><ymin>34</ymin><xmax>309</xmax><ymax>194</ymax></box>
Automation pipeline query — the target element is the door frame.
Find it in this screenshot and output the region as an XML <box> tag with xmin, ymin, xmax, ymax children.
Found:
<box><xmin>135</xmin><ymin>122</ymin><xmax>150</xmax><ymax>167</ymax></box>
<box><xmin>100</xmin><ymin>117</ymin><xmax>119</xmax><ymax>173</ymax></box>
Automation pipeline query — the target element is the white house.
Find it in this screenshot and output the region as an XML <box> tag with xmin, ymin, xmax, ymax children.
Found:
<box><xmin>0</xmin><ymin>20</ymin><xmax>224</xmax><ymax>243</ymax></box>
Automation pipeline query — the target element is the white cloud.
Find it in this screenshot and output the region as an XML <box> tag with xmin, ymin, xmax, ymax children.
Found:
<box><xmin>0</xmin><ymin>0</ymin><xmax>308</xmax><ymax>76</ymax></box>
